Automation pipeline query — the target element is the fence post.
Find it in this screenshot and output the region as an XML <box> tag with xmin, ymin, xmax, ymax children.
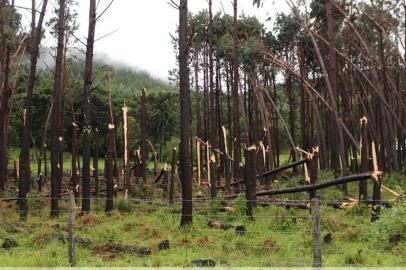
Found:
<box><xmin>68</xmin><ymin>193</ymin><xmax>76</xmax><ymax>266</ymax></box>
<box><xmin>311</xmin><ymin>197</ymin><xmax>322</xmax><ymax>267</ymax></box>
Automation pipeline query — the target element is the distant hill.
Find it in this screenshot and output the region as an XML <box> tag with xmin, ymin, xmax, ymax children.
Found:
<box><xmin>37</xmin><ymin>47</ymin><xmax>176</xmax><ymax>95</ymax></box>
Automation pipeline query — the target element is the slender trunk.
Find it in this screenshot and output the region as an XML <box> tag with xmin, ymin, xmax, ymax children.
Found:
<box><xmin>82</xmin><ymin>0</ymin><xmax>97</xmax><ymax>213</ymax></box>
<box><xmin>232</xmin><ymin>0</ymin><xmax>241</xmax><ymax>179</ymax></box>
<box><xmin>179</xmin><ymin>0</ymin><xmax>192</xmax><ymax>226</ymax></box>
<box><xmin>51</xmin><ymin>0</ymin><xmax>66</xmax><ymax>217</ymax></box>
<box><xmin>208</xmin><ymin>0</ymin><xmax>217</xmax><ymax>198</ymax></box>
<box><xmin>140</xmin><ymin>88</ymin><xmax>148</xmax><ymax>182</ymax></box>
<box><xmin>93</xmin><ymin>128</ymin><xmax>99</xmax><ymax>197</ymax></box>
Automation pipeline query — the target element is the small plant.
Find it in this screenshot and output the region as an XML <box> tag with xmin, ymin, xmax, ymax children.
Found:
<box><xmin>206</xmin><ymin>195</ymin><xmax>226</xmax><ymax>218</ymax></box>
<box><xmin>115</xmin><ymin>198</ymin><xmax>133</xmax><ymax>213</ymax></box>
<box><xmin>234</xmin><ymin>194</ymin><xmax>247</xmax><ymax>217</ymax></box>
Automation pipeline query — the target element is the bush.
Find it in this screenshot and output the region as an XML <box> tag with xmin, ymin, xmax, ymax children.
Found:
<box><xmin>115</xmin><ymin>198</ymin><xmax>133</xmax><ymax>213</ymax></box>
<box><xmin>370</xmin><ymin>202</ymin><xmax>406</xmax><ymax>248</ymax></box>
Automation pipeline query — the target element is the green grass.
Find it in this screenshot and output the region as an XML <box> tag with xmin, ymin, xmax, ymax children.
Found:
<box><xmin>1</xmin><ymin>169</ymin><xmax>405</xmax><ymax>267</ymax></box>
<box><xmin>0</xmin><ymin>196</ymin><xmax>405</xmax><ymax>266</ymax></box>
<box><xmin>7</xmin><ymin>147</ymin><xmax>163</xmax><ymax>173</ymax></box>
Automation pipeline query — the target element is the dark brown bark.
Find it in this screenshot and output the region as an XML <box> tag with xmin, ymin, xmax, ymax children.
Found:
<box><xmin>50</xmin><ymin>0</ymin><xmax>66</xmax><ymax>217</ymax></box>
<box><xmin>93</xmin><ymin>128</ymin><xmax>99</xmax><ymax>197</ymax></box>
<box><xmin>82</xmin><ymin>0</ymin><xmax>97</xmax><ymax>213</ymax></box>
<box><xmin>18</xmin><ymin>0</ymin><xmax>47</xmax><ymax>220</ymax></box>
<box><xmin>232</xmin><ymin>0</ymin><xmax>241</xmax><ymax>179</ymax></box>
<box><xmin>359</xmin><ymin>118</ymin><xmax>368</xmax><ymax>202</ymax></box>
<box><xmin>169</xmin><ymin>147</ymin><xmax>176</xmax><ymax>205</ymax></box>
<box><xmin>179</xmin><ymin>0</ymin><xmax>192</xmax><ymax>226</ymax></box>
<box><xmin>208</xmin><ymin>0</ymin><xmax>217</xmax><ymax>199</ymax></box>
<box><xmin>71</xmin><ymin>122</ymin><xmax>79</xmax><ymax>197</ymax></box>
<box><xmin>105</xmin><ymin>76</ymin><xmax>115</xmax><ymax>212</ymax></box>
<box><xmin>309</xmin><ymin>149</ymin><xmax>319</xmax><ymax>199</ymax></box>
<box><xmin>140</xmin><ymin>88</ymin><xmax>147</xmax><ymax>183</ymax></box>
<box><xmin>19</xmin><ymin>0</ymin><xmax>48</xmax><ymax>213</ymax></box>
<box><xmin>244</xmin><ymin>146</ymin><xmax>256</xmax><ymax>221</ymax></box>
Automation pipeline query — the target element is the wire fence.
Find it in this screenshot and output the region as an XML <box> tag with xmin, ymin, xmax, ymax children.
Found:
<box><xmin>0</xmin><ymin>195</ymin><xmax>405</xmax><ymax>267</ymax></box>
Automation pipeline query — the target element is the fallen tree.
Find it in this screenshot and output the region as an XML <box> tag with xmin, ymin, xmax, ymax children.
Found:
<box><xmin>256</xmin><ymin>172</ymin><xmax>373</xmax><ymax>197</ymax></box>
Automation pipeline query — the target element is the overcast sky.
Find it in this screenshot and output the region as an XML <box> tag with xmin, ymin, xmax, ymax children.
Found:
<box><xmin>16</xmin><ymin>0</ymin><xmax>290</xmax><ymax>80</ymax></box>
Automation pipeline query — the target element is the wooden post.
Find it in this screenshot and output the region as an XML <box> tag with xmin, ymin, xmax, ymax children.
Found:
<box><xmin>169</xmin><ymin>148</ymin><xmax>176</xmax><ymax>205</ymax></box>
<box><xmin>309</xmin><ymin>147</ymin><xmax>319</xmax><ymax>200</ymax></box>
<box><xmin>68</xmin><ymin>193</ymin><xmax>76</xmax><ymax>266</ymax></box>
<box><xmin>244</xmin><ymin>146</ymin><xmax>256</xmax><ymax>221</ymax></box>
<box><xmin>311</xmin><ymin>198</ymin><xmax>322</xmax><ymax>267</ymax></box>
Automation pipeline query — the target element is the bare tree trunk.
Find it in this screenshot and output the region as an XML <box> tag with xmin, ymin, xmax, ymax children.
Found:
<box><xmin>82</xmin><ymin>0</ymin><xmax>97</xmax><ymax>214</ymax></box>
<box><xmin>18</xmin><ymin>0</ymin><xmax>47</xmax><ymax>220</ymax></box>
<box><xmin>232</xmin><ymin>0</ymin><xmax>241</xmax><ymax>179</ymax></box>
<box><xmin>71</xmin><ymin>122</ymin><xmax>79</xmax><ymax>197</ymax></box>
<box><xmin>105</xmin><ymin>75</ymin><xmax>114</xmax><ymax>212</ymax></box>
<box><xmin>51</xmin><ymin>0</ymin><xmax>66</xmax><ymax>217</ymax></box>
<box><xmin>208</xmin><ymin>0</ymin><xmax>217</xmax><ymax>198</ymax></box>
<box><xmin>93</xmin><ymin>128</ymin><xmax>99</xmax><ymax>197</ymax></box>
<box><xmin>140</xmin><ymin>88</ymin><xmax>147</xmax><ymax>183</ymax></box>
<box><xmin>122</xmin><ymin>105</ymin><xmax>130</xmax><ymax>192</ymax></box>
<box><xmin>179</xmin><ymin>0</ymin><xmax>192</xmax><ymax>226</ymax></box>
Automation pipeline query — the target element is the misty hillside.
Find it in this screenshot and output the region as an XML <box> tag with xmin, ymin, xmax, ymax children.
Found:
<box><xmin>37</xmin><ymin>47</ymin><xmax>176</xmax><ymax>95</ymax></box>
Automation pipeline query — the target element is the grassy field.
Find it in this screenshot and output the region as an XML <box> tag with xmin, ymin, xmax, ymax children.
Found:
<box><xmin>0</xmin><ymin>171</ymin><xmax>405</xmax><ymax>267</ymax></box>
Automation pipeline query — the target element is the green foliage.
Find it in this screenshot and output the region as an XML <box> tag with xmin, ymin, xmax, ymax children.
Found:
<box><xmin>115</xmin><ymin>198</ymin><xmax>133</xmax><ymax>213</ymax></box>
<box><xmin>370</xmin><ymin>202</ymin><xmax>406</xmax><ymax>248</ymax></box>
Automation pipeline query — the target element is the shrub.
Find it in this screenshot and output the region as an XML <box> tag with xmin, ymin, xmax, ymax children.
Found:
<box><xmin>115</xmin><ymin>198</ymin><xmax>133</xmax><ymax>213</ymax></box>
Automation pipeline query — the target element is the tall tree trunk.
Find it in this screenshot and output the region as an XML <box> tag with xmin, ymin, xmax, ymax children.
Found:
<box><xmin>208</xmin><ymin>0</ymin><xmax>217</xmax><ymax>198</ymax></box>
<box><xmin>140</xmin><ymin>88</ymin><xmax>147</xmax><ymax>183</ymax></box>
<box><xmin>18</xmin><ymin>0</ymin><xmax>47</xmax><ymax>220</ymax></box>
<box><xmin>51</xmin><ymin>0</ymin><xmax>66</xmax><ymax>217</ymax></box>
<box><xmin>106</xmin><ymin>76</ymin><xmax>114</xmax><ymax>212</ymax></box>
<box><xmin>82</xmin><ymin>0</ymin><xmax>97</xmax><ymax>213</ymax></box>
<box><xmin>232</xmin><ymin>0</ymin><xmax>241</xmax><ymax>179</ymax></box>
<box><xmin>179</xmin><ymin>0</ymin><xmax>192</xmax><ymax>226</ymax></box>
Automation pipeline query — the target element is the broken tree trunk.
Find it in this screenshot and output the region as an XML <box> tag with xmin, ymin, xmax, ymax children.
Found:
<box><xmin>229</xmin><ymin>172</ymin><xmax>373</xmax><ymax>198</ymax></box>
<box><xmin>244</xmin><ymin>146</ymin><xmax>257</xmax><ymax>221</ymax></box>
<box><xmin>309</xmin><ymin>148</ymin><xmax>319</xmax><ymax>200</ymax></box>
<box><xmin>359</xmin><ymin>117</ymin><xmax>369</xmax><ymax>202</ymax></box>
<box><xmin>122</xmin><ymin>105</ymin><xmax>131</xmax><ymax>192</ymax></box>
<box><xmin>93</xmin><ymin>128</ymin><xmax>99</xmax><ymax>197</ymax></box>
<box><xmin>169</xmin><ymin>148</ymin><xmax>176</xmax><ymax>205</ymax></box>
<box><xmin>262</xmin><ymin>158</ymin><xmax>309</xmax><ymax>178</ymax></box>
<box><xmin>105</xmin><ymin>123</ymin><xmax>114</xmax><ymax>213</ymax></box>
